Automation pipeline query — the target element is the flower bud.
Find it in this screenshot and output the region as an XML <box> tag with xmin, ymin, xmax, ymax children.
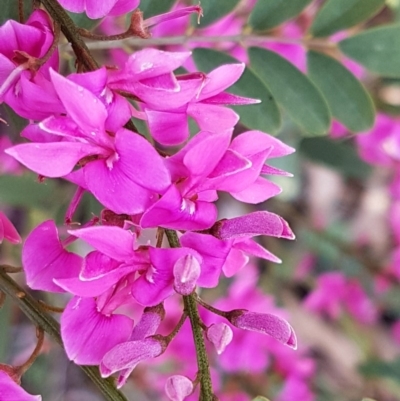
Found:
<box><xmin>165</xmin><ymin>375</ymin><xmax>193</xmax><ymax>401</ymax></box>
<box><xmin>173</xmin><ymin>254</ymin><xmax>201</xmax><ymax>295</ymax></box>
<box><xmin>211</xmin><ymin>211</ymin><xmax>295</xmax><ymax>240</ymax></box>
<box><xmin>227</xmin><ymin>310</ymin><xmax>297</xmax><ymax>349</ymax></box>
<box><xmin>206</xmin><ymin>323</ymin><xmax>233</xmax><ymax>355</ymax></box>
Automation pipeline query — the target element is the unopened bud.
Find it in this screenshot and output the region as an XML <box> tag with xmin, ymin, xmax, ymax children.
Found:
<box><xmin>207</xmin><ymin>323</ymin><xmax>233</xmax><ymax>355</ymax></box>
<box><xmin>165</xmin><ymin>375</ymin><xmax>193</xmax><ymax>401</ymax></box>
<box><xmin>173</xmin><ymin>254</ymin><xmax>201</xmax><ymax>295</ymax></box>
<box><xmin>228</xmin><ymin>310</ymin><xmax>297</xmax><ymax>349</ymax></box>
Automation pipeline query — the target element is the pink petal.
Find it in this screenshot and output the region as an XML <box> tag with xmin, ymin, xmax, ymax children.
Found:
<box><xmin>0</xmin><ymin>371</ymin><xmax>41</xmax><ymax>401</ymax></box>
<box><xmin>207</xmin><ymin>323</ymin><xmax>233</xmax><ymax>355</ymax></box>
<box><xmin>234</xmin><ymin>238</ymin><xmax>281</xmax><ymax>264</ymax></box>
<box><xmin>165</xmin><ymin>375</ymin><xmax>194</xmax><ymax>401</ymax></box>
<box><xmin>146</xmin><ymin>109</ymin><xmax>189</xmax><ymax>146</ymax></box>
<box><xmin>198</xmin><ymin>64</ymin><xmax>245</xmax><ymax>100</ymax></box>
<box><xmin>23</xmin><ymin>221</ymin><xmax>82</xmax><ymax>292</ymax></box>
<box><xmin>222</xmin><ymin>248</ymin><xmax>249</xmax><ymax>278</ymax></box>
<box><xmin>61</xmin><ymin>297</ymin><xmax>134</xmax><ymax>365</ymax></box>
<box><xmin>230</xmin><ymin>177</ymin><xmax>282</xmax><ymax>204</ymax></box>
<box><xmin>0</xmin><ymin>212</ymin><xmax>21</xmax><ymax>244</ymax></box>
<box><xmin>69</xmin><ymin>226</ymin><xmax>135</xmax><ymax>261</ymax></box>
<box><xmin>187</xmin><ymin>103</ymin><xmax>239</xmax><ymax>132</ymax></box>
<box><xmin>5</xmin><ymin>142</ymin><xmax>99</xmax><ymax>177</ymax></box>
<box><xmin>140</xmin><ymin>185</ymin><xmax>217</xmax><ymax>231</ymax></box>
<box><xmin>49</xmin><ymin>69</ymin><xmax>108</xmax><ymax>135</ymax></box>
<box><xmin>203</xmin><ymin>92</ymin><xmax>260</xmax><ymax>105</ymax></box>
<box><xmin>180</xmin><ymin>232</ymin><xmax>231</xmax><ymax>288</ymax></box>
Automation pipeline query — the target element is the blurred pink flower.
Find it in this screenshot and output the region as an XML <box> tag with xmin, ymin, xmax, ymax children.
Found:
<box><xmin>0</xmin><ymin>211</ymin><xmax>21</xmax><ymax>245</ymax></box>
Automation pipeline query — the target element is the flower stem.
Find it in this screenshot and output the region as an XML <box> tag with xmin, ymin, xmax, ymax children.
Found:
<box><xmin>165</xmin><ymin>230</ymin><xmax>214</xmax><ymax>401</ymax></box>
<box><xmin>0</xmin><ymin>267</ymin><xmax>128</xmax><ymax>401</ymax></box>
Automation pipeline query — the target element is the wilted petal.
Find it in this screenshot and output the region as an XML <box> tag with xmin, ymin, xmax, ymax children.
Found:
<box><xmin>165</xmin><ymin>375</ymin><xmax>193</xmax><ymax>401</ymax></box>
<box><xmin>61</xmin><ymin>297</ymin><xmax>134</xmax><ymax>365</ymax></box>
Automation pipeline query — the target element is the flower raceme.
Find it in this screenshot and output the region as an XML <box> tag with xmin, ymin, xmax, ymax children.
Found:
<box><xmin>1</xmin><ymin>9</ymin><xmax>298</xmax><ymax>399</ymax></box>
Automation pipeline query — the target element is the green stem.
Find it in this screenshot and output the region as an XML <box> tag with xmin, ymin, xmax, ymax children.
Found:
<box><xmin>165</xmin><ymin>230</ymin><xmax>214</xmax><ymax>401</ymax></box>
<box><xmin>0</xmin><ymin>268</ymin><xmax>128</xmax><ymax>401</ymax></box>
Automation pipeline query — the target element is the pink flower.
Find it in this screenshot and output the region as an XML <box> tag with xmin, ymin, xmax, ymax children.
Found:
<box><xmin>0</xmin><ymin>10</ymin><xmax>62</xmax><ymax>120</ymax></box>
<box><xmin>0</xmin><ymin>370</ymin><xmax>41</xmax><ymax>401</ymax></box>
<box><xmin>0</xmin><ymin>211</ymin><xmax>21</xmax><ymax>244</ymax></box>
<box><xmin>57</xmin><ymin>0</ymin><xmax>140</xmax><ymax>19</ymax></box>
<box><xmin>6</xmin><ymin>69</ymin><xmax>171</xmax><ymax>215</ymax></box>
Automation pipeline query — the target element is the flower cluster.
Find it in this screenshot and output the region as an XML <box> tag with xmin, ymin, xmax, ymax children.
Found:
<box><xmin>0</xmin><ymin>4</ymin><xmax>296</xmax><ymax>400</ymax></box>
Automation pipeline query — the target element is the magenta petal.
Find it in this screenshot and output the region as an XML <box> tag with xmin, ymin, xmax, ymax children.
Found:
<box><xmin>0</xmin><ymin>212</ymin><xmax>21</xmax><ymax>244</ymax></box>
<box><xmin>50</xmin><ymin>69</ymin><xmax>107</xmax><ymax>134</ymax></box>
<box><xmin>22</xmin><ymin>221</ymin><xmax>82</xmax><ymax>292</ymax></box>
<box><xmin>216</xmin><ymin>211</ymin><xmax>295</xmax><ymax>240</ymax></box>
<box><xmin>61</xmin><ymin>297</ymin><xmax>134</xmax><ymax>365</ymax></box>
<box><xmin>146</xmin><ymin>109</ymin><xmax>189</xmax><ymax>146</ymax></box>
<box><xmin>5</xmin><ymin>142</ymin><xmax>98</xmax><ymax>177</ymax></box>
<box><xmin>229</xmin><ymin>311</ymin><xmax>297</xmax><ymax>349</ymax></box>
<box><xmin>188</xmin><ymin>103</ymin><xmax>239</xmax><ymax>132</ymax></box>
<box><xmin>183</xmin><ymin>130</ymin><xmax>232</xmax><ymax>178</ymax></box>
<box><xmin>100</xmin><ymin>337</ymin><xmax>164</xmax><ymax>377</ymax></box>
<box><xmin>198</xmin><ymin>64</ymin><xmax>245</xmax><ymax>100</ymax></box>
<box><xmin>180</xmin><ymin>232</ymin><xmax>231</xmax><ymax>288</ymax></box>
<box><xmin>203</xmin><ymin>92</ymin><xmax>260</xmax><ymax>105</ymax></box>
<box><xmin>0</xmin><ymin>371</ymin><xmax>42</xmax><ymax>401</ymax></box>
<box><xmin>165</xmin><ymin>375</ymin><xmax>194</xmax><ymax>401</ymax></box>
<box><xmin>124</xmin><ymin>49</ymin><xmax>191</xmax><ymax>81</ymax></box>
<box><xmin>234</xmin><ymin>238</ymin><xmax>281</xmax><ymax>264</ymax></box>
<box><xmin>69</xmin><ymin>226</ymin><xmax>135</xmax><ymax>261</ymax></box>
<box><xmin>81</xmin><ymin>250</ymin><xmax>122</xmax><ymax>279</ymax></box>
<box><xmin>115</xmin><ymin>128</ymin><xmax>171</xmax><ymax>192</ymax></box>
<box><xmin>230</xmin><ymin>177</ymin><xmax>282</xmax><ymax>204</ymax></box>
<box><xmin>230</xmin><ymin>130</ymin><xmax>295</xmax><ymax>158</ymax></box>
<box><xmin>130</xmin><ymin>305</ymin><xmax>164</xmax><ymax>341</ymax></box>
<box><xmin>140</xmin><ymin>185</ymin><xmax>217</xmax><ymax>231</ymax></box>
<box><xmin>84</xmin><ymin>159</ymin><xmax>155</xmax><ymax>214</ymax></box>
<box><xmin>222</xmin><ymin>248</ymin><xmax>249</xmax><ymax>278</ymax></box>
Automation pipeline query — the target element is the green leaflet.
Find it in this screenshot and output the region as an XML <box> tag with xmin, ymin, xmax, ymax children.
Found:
<box><xmin>307</xmin><ymin>51</ymin><xmax>375</xmax><ymax>132</ymax></box>
<box><xmin>310</xmin><ymin>0</ymin><xmax>385</xmax><ymax>37</ymax></box>
<box><xmin>249</xmin><ymin>0</ymin><xmax>313</xmax><ymax>31</ymax></box>
<box><xmin>339</xmin><ymin>24</ymin><xmax>400</xmax><ymax>77</ymax></box>
<box><xmin>248</xmin><ymin>47</ymin><xmax>331</xmax><ymax>136</ymax></box>
<box><xmin>192</xmin><ymin>48</ymin><xmax>281</xmax><ymax>134</ymax></box>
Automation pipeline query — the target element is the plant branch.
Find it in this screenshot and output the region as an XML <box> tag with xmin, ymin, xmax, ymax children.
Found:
<box><xmin>165</xmin><ymin>229</ymin><xmax>214</xmax><ymax>401</ymax></box>
<box><xmin>40</xmin><ymin>0</ymin><xmax>98</xmax><ymax>71</ymax></box>
<box><xmin>0</xmin><ymin>267</ymin><xmax>128</xmax><ymax>401</ymax></box>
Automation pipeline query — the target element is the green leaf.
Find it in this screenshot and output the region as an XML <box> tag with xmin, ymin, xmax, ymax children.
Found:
<box><xmin>192</xmin><ymin>0</ymin><xmax>241</xmax><ymax>27</ymax></box>
<box><xmin>249</xmin><ymin>0</ymin><xmax>313</xmax><ymax>31</ymax></box>
<box><xmin>139</xmin><ymin>0</ymin><xmax>176</xmax><ymax>18</ymax></box>
<box><xmin>248</xmin><ymin>47</ymin><xmax>331</xmax><ymax>136</ymax></box>
<box><xmin>359</xmin><ymin>358</ymin><xmax>400</xmax><ymax>383</ymax></box>
<box><xmin>307</xmin><ymin>51</ymin><xmax>375</xmax><ymax>132</ymax></box>
<box><xmin>299</xmin><ymin>137</ymin><xmax>372</xmax><ymax>179</ymax></box>
<box><xmin>0</xmin><ymin>174</ymin><xmax>70</xmax><ymax>210</ymax></box>
<box><xmin>310</xmin><ymin>0</ymin><xmax>385</xmax><ymax>37</ymax></box>
<box><xmin>0</xmin><ymin>1</ymin><xmax>31</xmax><ymax>25</ymax></box>
<box><xmin>192</xmin><ymin>48</ymin><xmax>281</xmax><ymax>134</ymax></box>
<box><xmin>339</xmin><ymin>25</ymin><xmax>400</xmax><ymax>77</ymax></box>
